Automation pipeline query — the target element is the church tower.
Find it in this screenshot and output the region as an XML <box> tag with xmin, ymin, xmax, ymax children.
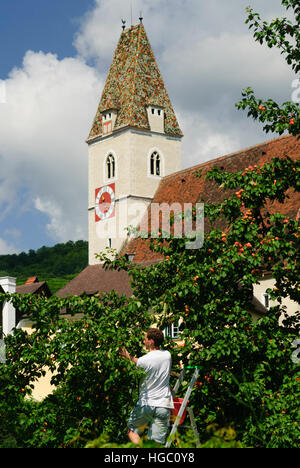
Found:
<box><xmin>87</xmin><ymin>22</ymin><xmax>183</xmax><ymax>265</ymax></box>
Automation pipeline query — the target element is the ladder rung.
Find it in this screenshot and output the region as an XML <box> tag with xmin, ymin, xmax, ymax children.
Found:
<box><xmin>165</xmin><ymin>369</ymin><xmax>200</xmax><ymax>448</ymax></box>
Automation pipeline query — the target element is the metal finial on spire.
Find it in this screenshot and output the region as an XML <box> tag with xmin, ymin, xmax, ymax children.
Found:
<box><xmin>121</xmin><ymin>19</ymin><xmax>126</xmax><ymax>31</ymax></box>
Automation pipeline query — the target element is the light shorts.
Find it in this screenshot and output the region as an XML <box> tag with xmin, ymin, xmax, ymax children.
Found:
<box><xmin>128</xmin><ymin>405</ymin><xmax>171</xmax><ymax>444</ymax></box>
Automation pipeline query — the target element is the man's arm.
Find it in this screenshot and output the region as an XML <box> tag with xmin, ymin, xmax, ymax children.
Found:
<box><xmin>119</xmin><ymin>347</ymin><xmax>139</xmax><ymax>365</ymax></box>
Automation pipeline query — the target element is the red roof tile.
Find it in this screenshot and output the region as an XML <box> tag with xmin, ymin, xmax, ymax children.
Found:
<box><xmin>25</xmin><ymin>276</ymin><xmax>39</xmax><ymax>285</ymax></box>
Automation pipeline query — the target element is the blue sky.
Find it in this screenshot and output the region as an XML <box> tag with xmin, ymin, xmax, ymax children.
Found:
<box><xmin>0</xmin><ymin>0</ymin><xmax>97</xmax><ymax>254</ymax></box>
<box><xmin>0</xmin><ymin>0</ymin><xmax>296</xmax><ymax>256</ymax></box>
<box><xmin>0</xmin><ymin>0</ymin><xmax>94</xmax><ymax>78</ymax></box>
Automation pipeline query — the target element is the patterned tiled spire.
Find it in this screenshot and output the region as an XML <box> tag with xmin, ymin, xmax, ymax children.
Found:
<box><xmin>87</xmin><ymin>23</ymin><xmax>183</xmax><ymax>141</ymax></box>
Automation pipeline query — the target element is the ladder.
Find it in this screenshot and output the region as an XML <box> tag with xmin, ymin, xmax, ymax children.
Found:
<box><xmin>165</xmin><ymin>367</ymin><xmax>200</xmax><ymax>448</ymax></box>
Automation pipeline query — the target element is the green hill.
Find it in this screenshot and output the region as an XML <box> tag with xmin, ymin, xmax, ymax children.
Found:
<box><xmin>0</xmin><ymin>240</ymin><xmax>88</xmax><ymax>294</ymax></box>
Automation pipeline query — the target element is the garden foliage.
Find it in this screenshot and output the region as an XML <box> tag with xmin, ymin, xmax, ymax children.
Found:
<box><xmin>0</xmin><ymin>0</ymin><xmax>299</xmax><ymax>448</ymax></box>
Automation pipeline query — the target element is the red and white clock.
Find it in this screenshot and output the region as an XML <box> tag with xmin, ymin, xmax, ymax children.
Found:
<box><xmin>95</xmin><ymin>183</ymin><xmax>115</xmax><ymax>222</ymax></box>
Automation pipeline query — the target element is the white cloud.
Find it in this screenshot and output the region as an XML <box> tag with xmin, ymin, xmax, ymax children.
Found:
<box><xmin>0</xmin><ymin>50</ymin><xmax>102</xmax><ymax>244</ymax></box>
<box><xmin>74</xmin><ymin>0</ymin><xmax>288</xmax><ymax>66</ymax></box>
<box><xmin>178</xmin><ymin>110</ymin><xmax>241</xmax><ymax>168</ymax></box>
<box><xmin>0</xmin><ymin>237</ymin><xmax>19</xmax><ymax>255</ymax></box>
<box><xmin>163</xmin><ymin>32</ymin><xmax>295</xmax><ymax>111</ymax></box>
<box><xmin>34</xmin><ymin>197</ymin><xmax>86</xmax><ymax>242</ymax></box>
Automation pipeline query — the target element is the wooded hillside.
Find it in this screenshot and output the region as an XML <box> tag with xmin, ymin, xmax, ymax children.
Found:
<box><xmin>0</xmin><ymin>240</ymin><xmax>88</xmax><ymax>292</ymax></box>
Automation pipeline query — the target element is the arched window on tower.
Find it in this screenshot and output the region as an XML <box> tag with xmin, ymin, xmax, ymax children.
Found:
<box><xmin>150</xmin><ymin>151</ymin><xmax>161</xmax><ymax>176</ymax></box>
<box><xmin>106</xmin><ymin>154</ymin><xmax>115</xmax><ymax>180</ymax></box>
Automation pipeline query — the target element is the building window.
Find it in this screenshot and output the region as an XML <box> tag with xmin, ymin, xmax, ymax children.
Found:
<box><xmin>150</xmin><ymin>151</ymin><xmax>161</xmax><ymax>176</ymax></box>
<box><xmin>102</xmin><ymin>112</ymin><xmax>114</xmax><ymax>135</ymax></box>
<box><xmin>126</xmin><ymin>253</ymin><xmax>135</xmax><ymax>262</ymax></box>
<box><xmin>106</xmin><ymin>154</ymin><xmax>115</xmax><ymax>180</ymax></box>
<box><xmin>164</xmin><ymin>322</ymin><xmax>180</xmax><ymax>340</ymax></box>
<box><xmin>150</xmin><ymin>108</ymin><xmax>162</xmax><ymax>116</ymax></box>
<box><xmin>150</xmin><ymin>153</ymin><xmax>154</xmax><ymax>175</ymax></box>
<box><xmin>262</xmin><ymin>293</ymin><xmax>270</xmax><ymax>310</ymax></box>
<box><xmin>156</xmin><ymin>155</ymin><xmax>160</xmax><ymax>175</ymax></box>
<box><xmin>103</xmin><ymin>121</ymin><xmax>112</xmax><ymax>135</ymax></box>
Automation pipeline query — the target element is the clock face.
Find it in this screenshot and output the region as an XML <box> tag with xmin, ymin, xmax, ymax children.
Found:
<box><xmin>95</xmin><ymin>183</ymin><xmax>115</xmax><ymax>222</ymax></box>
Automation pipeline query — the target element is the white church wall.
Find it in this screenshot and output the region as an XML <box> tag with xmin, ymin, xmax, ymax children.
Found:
<box><xmin>87</xmin><ymin>127</ymin><xmax>182</xmax><ymax>264</ymax></box>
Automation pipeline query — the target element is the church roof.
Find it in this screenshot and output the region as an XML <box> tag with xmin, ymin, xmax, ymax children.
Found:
<box><xmin>123</xmin><ymin>134</ymin><xmax>300</xmax><ymax>263</ymax></box>
<box><xmin>87</xmin><ymin>23</ymin><xmax>183</xmax><ymax>142</ymax></box>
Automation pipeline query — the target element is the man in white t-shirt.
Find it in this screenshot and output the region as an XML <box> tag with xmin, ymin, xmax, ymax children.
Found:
<box><xmin>120</xmin><ymin>328</ymin><xmax>174</xmax><ymax>445</ymax></box>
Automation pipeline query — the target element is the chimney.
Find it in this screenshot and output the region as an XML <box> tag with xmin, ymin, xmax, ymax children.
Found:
<box><xmin>26</xmin><ymin>276</ymin><xmax>39</xmax><ymax>285</ymax></box>
<box><xmin>0</xmin><ymin>277</ymin><xmax>16</xmax><ymax>336</ymax></box>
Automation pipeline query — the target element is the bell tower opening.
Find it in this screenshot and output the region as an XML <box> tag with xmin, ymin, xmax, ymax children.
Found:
<box><xmin>106</xmin><ymin>154</ymin><xmax>116</xmax><ymax>180</ymax></box>
<box><xmin>150</xmin><ymin>151</ymin><xmax>162</xmax><ymax>177</ymax></box>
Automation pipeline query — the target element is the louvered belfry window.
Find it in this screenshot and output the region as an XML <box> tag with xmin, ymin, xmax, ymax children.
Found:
<box><xmin>150</xmin><ymin>151</ymin><xmax>160</xmax><ymax>176</ymax></box>
<box><xmin>107</xmin><ymin>154</ymin><xmax>115</xmax><ymax>179</ymax></box>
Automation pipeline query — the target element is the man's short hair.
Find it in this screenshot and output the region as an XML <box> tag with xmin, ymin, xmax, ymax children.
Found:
<box><xmin>146</xmin><ymin>328</ymin><xmax>164</xmax><ymax>348</ymax></box>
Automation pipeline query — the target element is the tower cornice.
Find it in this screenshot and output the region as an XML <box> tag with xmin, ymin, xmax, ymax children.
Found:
<box><xmin>86</xmin><ymin>124</ymin><xmax>183</xmax><ymax>146</ymax></box>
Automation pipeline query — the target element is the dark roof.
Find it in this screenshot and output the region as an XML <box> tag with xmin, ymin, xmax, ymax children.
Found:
<box><xmin>56</xmin><ymin>263</ymin><xmax>267</xmax><ymax>316</ymax></box>
<box><xmin>124</xmin><ymin>134</ymin><xmax>300</xmax><ymax>263</ymax></box>
<box><xmin>87</xmin><ymin>23</ymin><xmax>183</xmax><ymax>142</ymax></box>
<box><xmin>56</xmin><ymin>264</ymin><xmax>133</xmax><ymax>298</ymax></box>
<box><xmin>16</xmin><ymin>281</ymin><xmax>52</xmax><ymax>297</ymax></box>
